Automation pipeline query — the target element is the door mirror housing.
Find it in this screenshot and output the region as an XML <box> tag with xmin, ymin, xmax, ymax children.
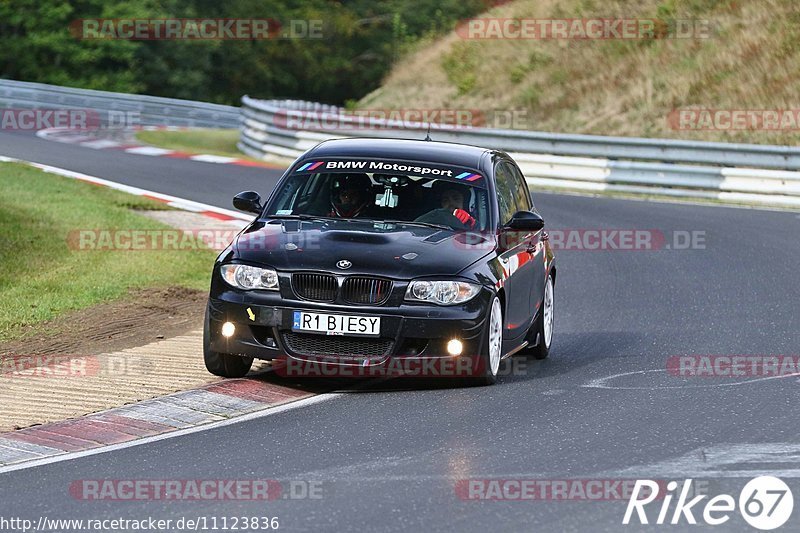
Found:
<box><xmin>505</xmin><ymin>211</ymin><xmax>544</xmax><ymax>232</ymax></box>
<box><xmin>233</xmin><ymin>191</ymin><xmax>263</xmax><ymax>214</ymax></box>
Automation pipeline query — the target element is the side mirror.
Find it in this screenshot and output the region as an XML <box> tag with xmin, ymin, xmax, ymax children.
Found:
<box><xmin>233</xmin><ymin>191</ymin><xmax>263</xmax><ymax>214</ymax></box>
<box><xmin>505</xmin><ymin>211</ymin><xmax>544</xmax><ymax>232</ymax></box>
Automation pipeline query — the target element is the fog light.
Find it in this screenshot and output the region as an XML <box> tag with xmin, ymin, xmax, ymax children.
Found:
<box><xmin>447</xmin><ymin>339</ymin><xmax>463</xmax><ymax>356</ymax></box>
<box><xmin>221</xmin><ymin>322</ymin><xmax>236</xmax><ymax>338</ymax></box>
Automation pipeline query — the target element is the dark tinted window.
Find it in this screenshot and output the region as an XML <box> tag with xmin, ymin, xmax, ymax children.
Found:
<box><xmin>494</xmin><ymin>162</ymin><xmax>517</xmax><ymax>225</ymax></box>
<box><xmin>509</xmin><ymin>163</ymin><xmax>532</xmax><ymax>211</ymax></box>
<box><xmin>266</xmin><ymin>171</ymin><xmax>490</xmax><ymax>231</ymax></box>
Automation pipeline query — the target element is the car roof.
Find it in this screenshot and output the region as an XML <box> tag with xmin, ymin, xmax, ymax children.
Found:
<box><xmin>304</xmin><ymin>138</ymin><xmax>493</xmax><ymax>170</ymax></box>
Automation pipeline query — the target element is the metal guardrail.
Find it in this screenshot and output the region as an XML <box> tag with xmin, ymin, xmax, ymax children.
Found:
<box><xmin>240</xmin><ymin>96</ymin><xmax>800</xmax><ymax>169</ymax></box>
<box><xmin>239</xmin><ymin>96</ymin><xmax>800</xmax><ymax>208</ymax></box>
<box><xmin>2</xmin><ymin>81</ymin><xmax>798</xmax><ymax>208</ymax></box>
<box><xmin>0</xmin><ymin>79</ymin><xmax>239</xmax><ymax>128</ymax></box>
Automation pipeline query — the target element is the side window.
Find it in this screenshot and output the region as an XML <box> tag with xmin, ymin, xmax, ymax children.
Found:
<box><xmin>272</xmin><ymin>176</ymin><xmax>304</xmax><ymax>212</ymax></box>
<box><xmin>294</xmin><ymin>174</ymin><xmax>322</xmax><ymax>212</ymax></box>
<box><xmin>509</xmin><ymin>163</ymin><xmax>533</xmax><ymax>211</ymax></box>
<box><xmin>494</xmin><ymin>162</ymin><xmax>518</xmax><ymax>226</ymax></box>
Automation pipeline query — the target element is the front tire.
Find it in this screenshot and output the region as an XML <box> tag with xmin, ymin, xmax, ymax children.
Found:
<box><xmin>464</xmin><ymin>295</ymin><xmax>502</xmax><ymax>386</ymax></box>
<box><xmin>203</xmin><ymin>308</ymin><xmax>253</xmax><ymax>378</ymax></box>
<box><xmin>530</xmin><ymin>274</ymin><xmax>554</xmax><ymax>360</ymax></box>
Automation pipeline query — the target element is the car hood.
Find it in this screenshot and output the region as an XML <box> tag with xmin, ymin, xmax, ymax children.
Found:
<box><xmin>232</xmin><ymin>218</ymin><xmax>494</xmax><ymax>279</ymax></box>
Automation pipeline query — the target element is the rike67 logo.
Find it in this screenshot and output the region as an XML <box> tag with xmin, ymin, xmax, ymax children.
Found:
<box><xmin>624</xmin><ymin>477</ymin><xmax>794</xmax><ymax>530</ymax></box>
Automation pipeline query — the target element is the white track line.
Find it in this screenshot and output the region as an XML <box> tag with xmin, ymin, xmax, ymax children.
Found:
<box><xmin>190</xmin><ymin>154</ymin><xmax>240</xmax><ymax>164</ymax></box>
<box><xmin>0</xmin><ymin>393</ymin><xmax>343</xmax><ymax>475</ymax></box>
<box><xmin>582</xmin><ymin>368</ymin><xmax>800</xmax><ymax>390</ymax></box>
<box><xmin>80</xmin><ymin>139</ymin><xmax>122</xmax><ymax>149</ymax></box>
<box><xmin>124</xmin><ymin>146</ymin><xmax>175</xmax><ymax>156</ymax></box>
<box><xmin>0</xmin><ymin>155</ymin><xmax>252</xmax><ymax>221</ymax></box>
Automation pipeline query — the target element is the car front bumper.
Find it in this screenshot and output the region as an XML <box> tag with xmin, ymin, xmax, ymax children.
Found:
<box><xmin>206</xmin><ymin>288</ymin><xmax>492</xmax><ymax>368</ymax></box>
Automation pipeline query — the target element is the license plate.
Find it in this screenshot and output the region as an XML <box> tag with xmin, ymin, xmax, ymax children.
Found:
<box><xmin>292</xmin><ymin>311</ymin><xmax>381</xmax><ymax>337</ymax></box>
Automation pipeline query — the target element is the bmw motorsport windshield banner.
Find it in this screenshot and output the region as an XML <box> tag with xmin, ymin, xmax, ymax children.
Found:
<box><xmin>294</xmin><ymin>159</ymin><xmax>485</xmax><ymax>185</ymax></box>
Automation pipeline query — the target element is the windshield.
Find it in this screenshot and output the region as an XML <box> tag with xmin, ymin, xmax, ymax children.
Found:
<box><xmin>266</xmin><ymin>167</ymin><xmax>490</xmax><ymax>231</ymax></box>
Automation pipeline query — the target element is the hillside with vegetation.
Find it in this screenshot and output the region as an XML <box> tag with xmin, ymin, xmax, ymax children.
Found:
<box><xmin>359</xmin><ymin>0</ymin><xmax>800</xmax><ymax>144</ymax></box>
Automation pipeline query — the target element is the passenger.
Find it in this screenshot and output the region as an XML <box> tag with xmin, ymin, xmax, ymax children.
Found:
<box><xmin>415</xmin><ymin>182</ymin><xmax>477</xmax><ymax>229</ymax></box>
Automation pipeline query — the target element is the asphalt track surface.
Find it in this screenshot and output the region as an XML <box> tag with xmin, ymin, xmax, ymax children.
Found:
<box><xmin>2</xmin><ymin>129</ymin><xmax>799</xmax><ymax>532</ymax></box>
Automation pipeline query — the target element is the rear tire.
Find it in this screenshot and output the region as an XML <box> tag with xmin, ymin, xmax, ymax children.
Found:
<box><xmin>203</xmin><ymin>308</ymin><xmax>253</xmax><ymax>378</ymax></box>
<box><xmin>530</xmin><ymin>274</ymin><xmax>554</xmax><ymax>360</ymax></box>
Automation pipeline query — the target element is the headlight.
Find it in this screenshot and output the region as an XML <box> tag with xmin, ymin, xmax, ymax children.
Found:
<box><xmin>220</xmin><ymin>264</ymin><xmax>279</xmax><ymax>291</ymax></box>
<box><xmin>404</xmin><ymin>280</ymin><xmax>481</xmax><ymax>305</ymax></box>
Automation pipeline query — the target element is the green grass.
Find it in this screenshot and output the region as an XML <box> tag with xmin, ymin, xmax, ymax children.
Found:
<box><xmin>0</xmin><ymin>162</ymin><xmax>216</xmax><ymax>341</ymax></box>
<box><xmin>135</xmin><ymin>128</ymin><xmax>246</xmax><ymax>159</ymax></box>
<box><xmin>441</xmin><ymin>42</ymin><xmax>479</xmax><ymax>95</ymax></box>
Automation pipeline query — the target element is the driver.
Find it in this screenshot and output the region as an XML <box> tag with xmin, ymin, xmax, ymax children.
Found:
<box><xmin>329</xmin><ymin>173</ymin><xmax>372</xmax><ymax>218</ymax></box>
<box><xmin>415</xmin><ymin>182</ymin><xmax>477</xmax><ymax>229</ymax></box>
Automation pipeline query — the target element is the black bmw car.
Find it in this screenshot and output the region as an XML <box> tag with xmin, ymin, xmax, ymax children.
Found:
<box><xmin>204</xmin><ymin>138</ymin><xmax>555</xmax><ymax>385</ymax></box>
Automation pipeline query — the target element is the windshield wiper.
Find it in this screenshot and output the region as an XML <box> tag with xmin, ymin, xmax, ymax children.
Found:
<box><xmin>379</xmin><ymin>219</ymin><xmax>453</xmax><ymax>231</ymax></box>
<box><xmin>265</xmin><ymin>214</ymin><xmax>332</xmax><ymax>221</ymax></box>
<box><xmin>267</xmin><ymin>215</ymin><xmax>452</xmax><ymax>231</ymax></box>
